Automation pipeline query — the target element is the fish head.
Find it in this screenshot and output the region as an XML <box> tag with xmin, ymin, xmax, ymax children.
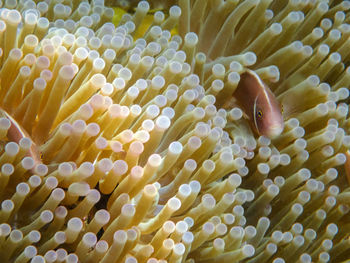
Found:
<box><xmin>253</xmin><ymin>93</ymin><xmax>284</xmax><ymax>139</ymax></box>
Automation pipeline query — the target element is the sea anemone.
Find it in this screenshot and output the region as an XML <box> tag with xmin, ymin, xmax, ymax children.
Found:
<box><xmin>0</xmin><ymin>0</ymin><xmax>349</xmax><ymax>262</ymax></box>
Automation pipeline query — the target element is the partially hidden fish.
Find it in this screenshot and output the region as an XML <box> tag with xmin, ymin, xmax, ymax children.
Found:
<box><xmin>0</xmin><ymin>108</ymin><xmax>42</xmax><ymax>166</ymax></box>
<box><xmin>233</xmin><ymin>69</ymin><xmax>284</xmax><ymax>139</ymax></box>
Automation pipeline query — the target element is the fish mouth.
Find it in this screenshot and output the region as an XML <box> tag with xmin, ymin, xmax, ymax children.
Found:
<box><xmin>265</xmin><ymin>124</ymin><xmax>284</xmax><ymax>139</ymax></box>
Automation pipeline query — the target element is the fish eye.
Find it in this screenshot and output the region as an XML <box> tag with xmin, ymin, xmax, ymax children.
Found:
<box><xmin>257</xmin><ymin>110</ymin><xmax>263</xmax><ymax>118</ymax></box>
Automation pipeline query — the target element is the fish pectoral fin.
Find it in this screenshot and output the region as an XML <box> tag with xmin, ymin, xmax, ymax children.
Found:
<box><xmin>223</xmin><ymin>98</ymin><xmax>251</xmax><ymax>121</ymax></box>
<box><xmin>222</xmin><ymin>97</ymin><xmax>238</xmax><ymax>110</ymax></box>
<box><xmin>279</xmin><ymin>96</ymin><xmax>302</xmax><ymax>119</ymax></box>
<box><xmin>281</xmin><ymin>104</ymin><xmax>298</xmax><ymax>120</ymax></box>
<box><xmin>241</xmin><ymin>110</ymin><xmax>250</xmax><ymax>120</ymax></box>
